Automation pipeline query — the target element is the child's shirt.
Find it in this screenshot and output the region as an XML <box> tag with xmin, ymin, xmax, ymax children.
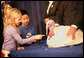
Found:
<box><xmin>19</xmin><ymin>25</ymin><xmax>37</xmax><ymax>39</ymax></box>
<box><xmin>2</xmin><ymin>25</ymin><xmax>35</xmax><ymax>51</ymax></box>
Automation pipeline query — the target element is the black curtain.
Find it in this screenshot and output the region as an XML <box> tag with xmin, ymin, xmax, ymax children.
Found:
<box><xmin>15</xmin><ymin>1</ymin><xmax>46</xmax><ymax>35</ymax></box>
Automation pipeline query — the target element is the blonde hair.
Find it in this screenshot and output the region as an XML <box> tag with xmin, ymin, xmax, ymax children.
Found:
<box><xmin>4</xmin><ymin>4</ymin><xmax>12</xmax><ymax>15</ymax></box>
<box><xmin>3</xmin><ymin>4</ymin><xmax>12</xmax><ymax>24</ymax></box>
<box><xmin>3</xmin><ymin>8</ymin><xmax>22</xmax><ymax>37</ymax></box>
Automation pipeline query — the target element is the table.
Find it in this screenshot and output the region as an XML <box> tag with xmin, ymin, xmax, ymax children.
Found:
<box><xmin>10</xmin><ymin>40</ymin><xmax>83</xmax><ymax>57</ymax></box>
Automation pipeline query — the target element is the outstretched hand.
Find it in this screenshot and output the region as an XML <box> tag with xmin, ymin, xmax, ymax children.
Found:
<box><xmin>34</xmin><ymin>34</ymin><xmax>45</xmax><ymax>40</ymax></box>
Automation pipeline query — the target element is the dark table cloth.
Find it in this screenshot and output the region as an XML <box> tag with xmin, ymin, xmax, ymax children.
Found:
<box><xmin>10</xmin><ymin>40</ymin><xmax>83</xmax><ymax>57</ymax></box>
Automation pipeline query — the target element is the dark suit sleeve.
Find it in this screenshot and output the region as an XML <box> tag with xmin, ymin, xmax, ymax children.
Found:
<box><xmin>45</xmin><ymin>1</ymin><xmax>63</xmax><ymax>24</ymax></box>
<box><xmin>49</xmin><ymin>1</ymin><xmax>64</xmax><ymax>24</ymax></box>
<box><xmin>63</xmin><ymin>1</ymin><xmax>83</xmax><ymax>30</ymax></box>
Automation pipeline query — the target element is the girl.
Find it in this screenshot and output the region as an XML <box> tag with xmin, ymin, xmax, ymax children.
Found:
<box><xmin>1</xmin><ymin>8</ymin><xmax>44</xmax><ymax>57</ymax></box>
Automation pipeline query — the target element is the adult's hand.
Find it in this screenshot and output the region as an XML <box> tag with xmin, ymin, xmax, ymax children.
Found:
<box><xmin>66</xmin><ymin>25</ymin><xmax>77</xmax><ymax>40</ymax></box>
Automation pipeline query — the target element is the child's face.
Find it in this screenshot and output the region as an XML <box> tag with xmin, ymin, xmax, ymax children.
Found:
<box><xmin>21</xmin><ymin>14</ymin><xmax>30</xmax><ymax>26</ymax></box>
<box><xmin>44</xmin><ymin>18</ymin><xmax>49</xmax><ymax>24</ymax></box>
<box><xmin>15</xmin><ymin>15</ymin><xmax>22</xmax><ymax>27</ymax></box>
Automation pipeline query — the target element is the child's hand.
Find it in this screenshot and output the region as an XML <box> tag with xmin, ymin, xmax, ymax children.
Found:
<box><xmin>27</xmin><ymin>41</ymin><xmax>32</xmax><ymax>45</ymax></box>
<box><xmin>17</xmin><ymin>47</ymin><xmax>24</xmax><ymax>50</ymax></box>
<box><xmin>44</xmin><ymin>18</ymin><xmax>49</xmax><ymax>23</ymax></box>
<box><xmin>33</xmin><ymin>40</ymin><xmax>37</xmax><ymax>43</ymax></box>
<box><xmin>34</xmin><ymin>35</ymin><xmax>45</xmax><ymax>40</ymax></box>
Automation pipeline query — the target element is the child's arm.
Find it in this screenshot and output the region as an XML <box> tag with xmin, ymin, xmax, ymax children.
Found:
<box><xmin>16</xmin><ymin>41</ymin><xmax>25</xmax><ymax>50</ymax></box>
<box><xmin>10</xmin><ymin>27</ymin><xmax>43</xmax><ymax>44</ymax></box>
